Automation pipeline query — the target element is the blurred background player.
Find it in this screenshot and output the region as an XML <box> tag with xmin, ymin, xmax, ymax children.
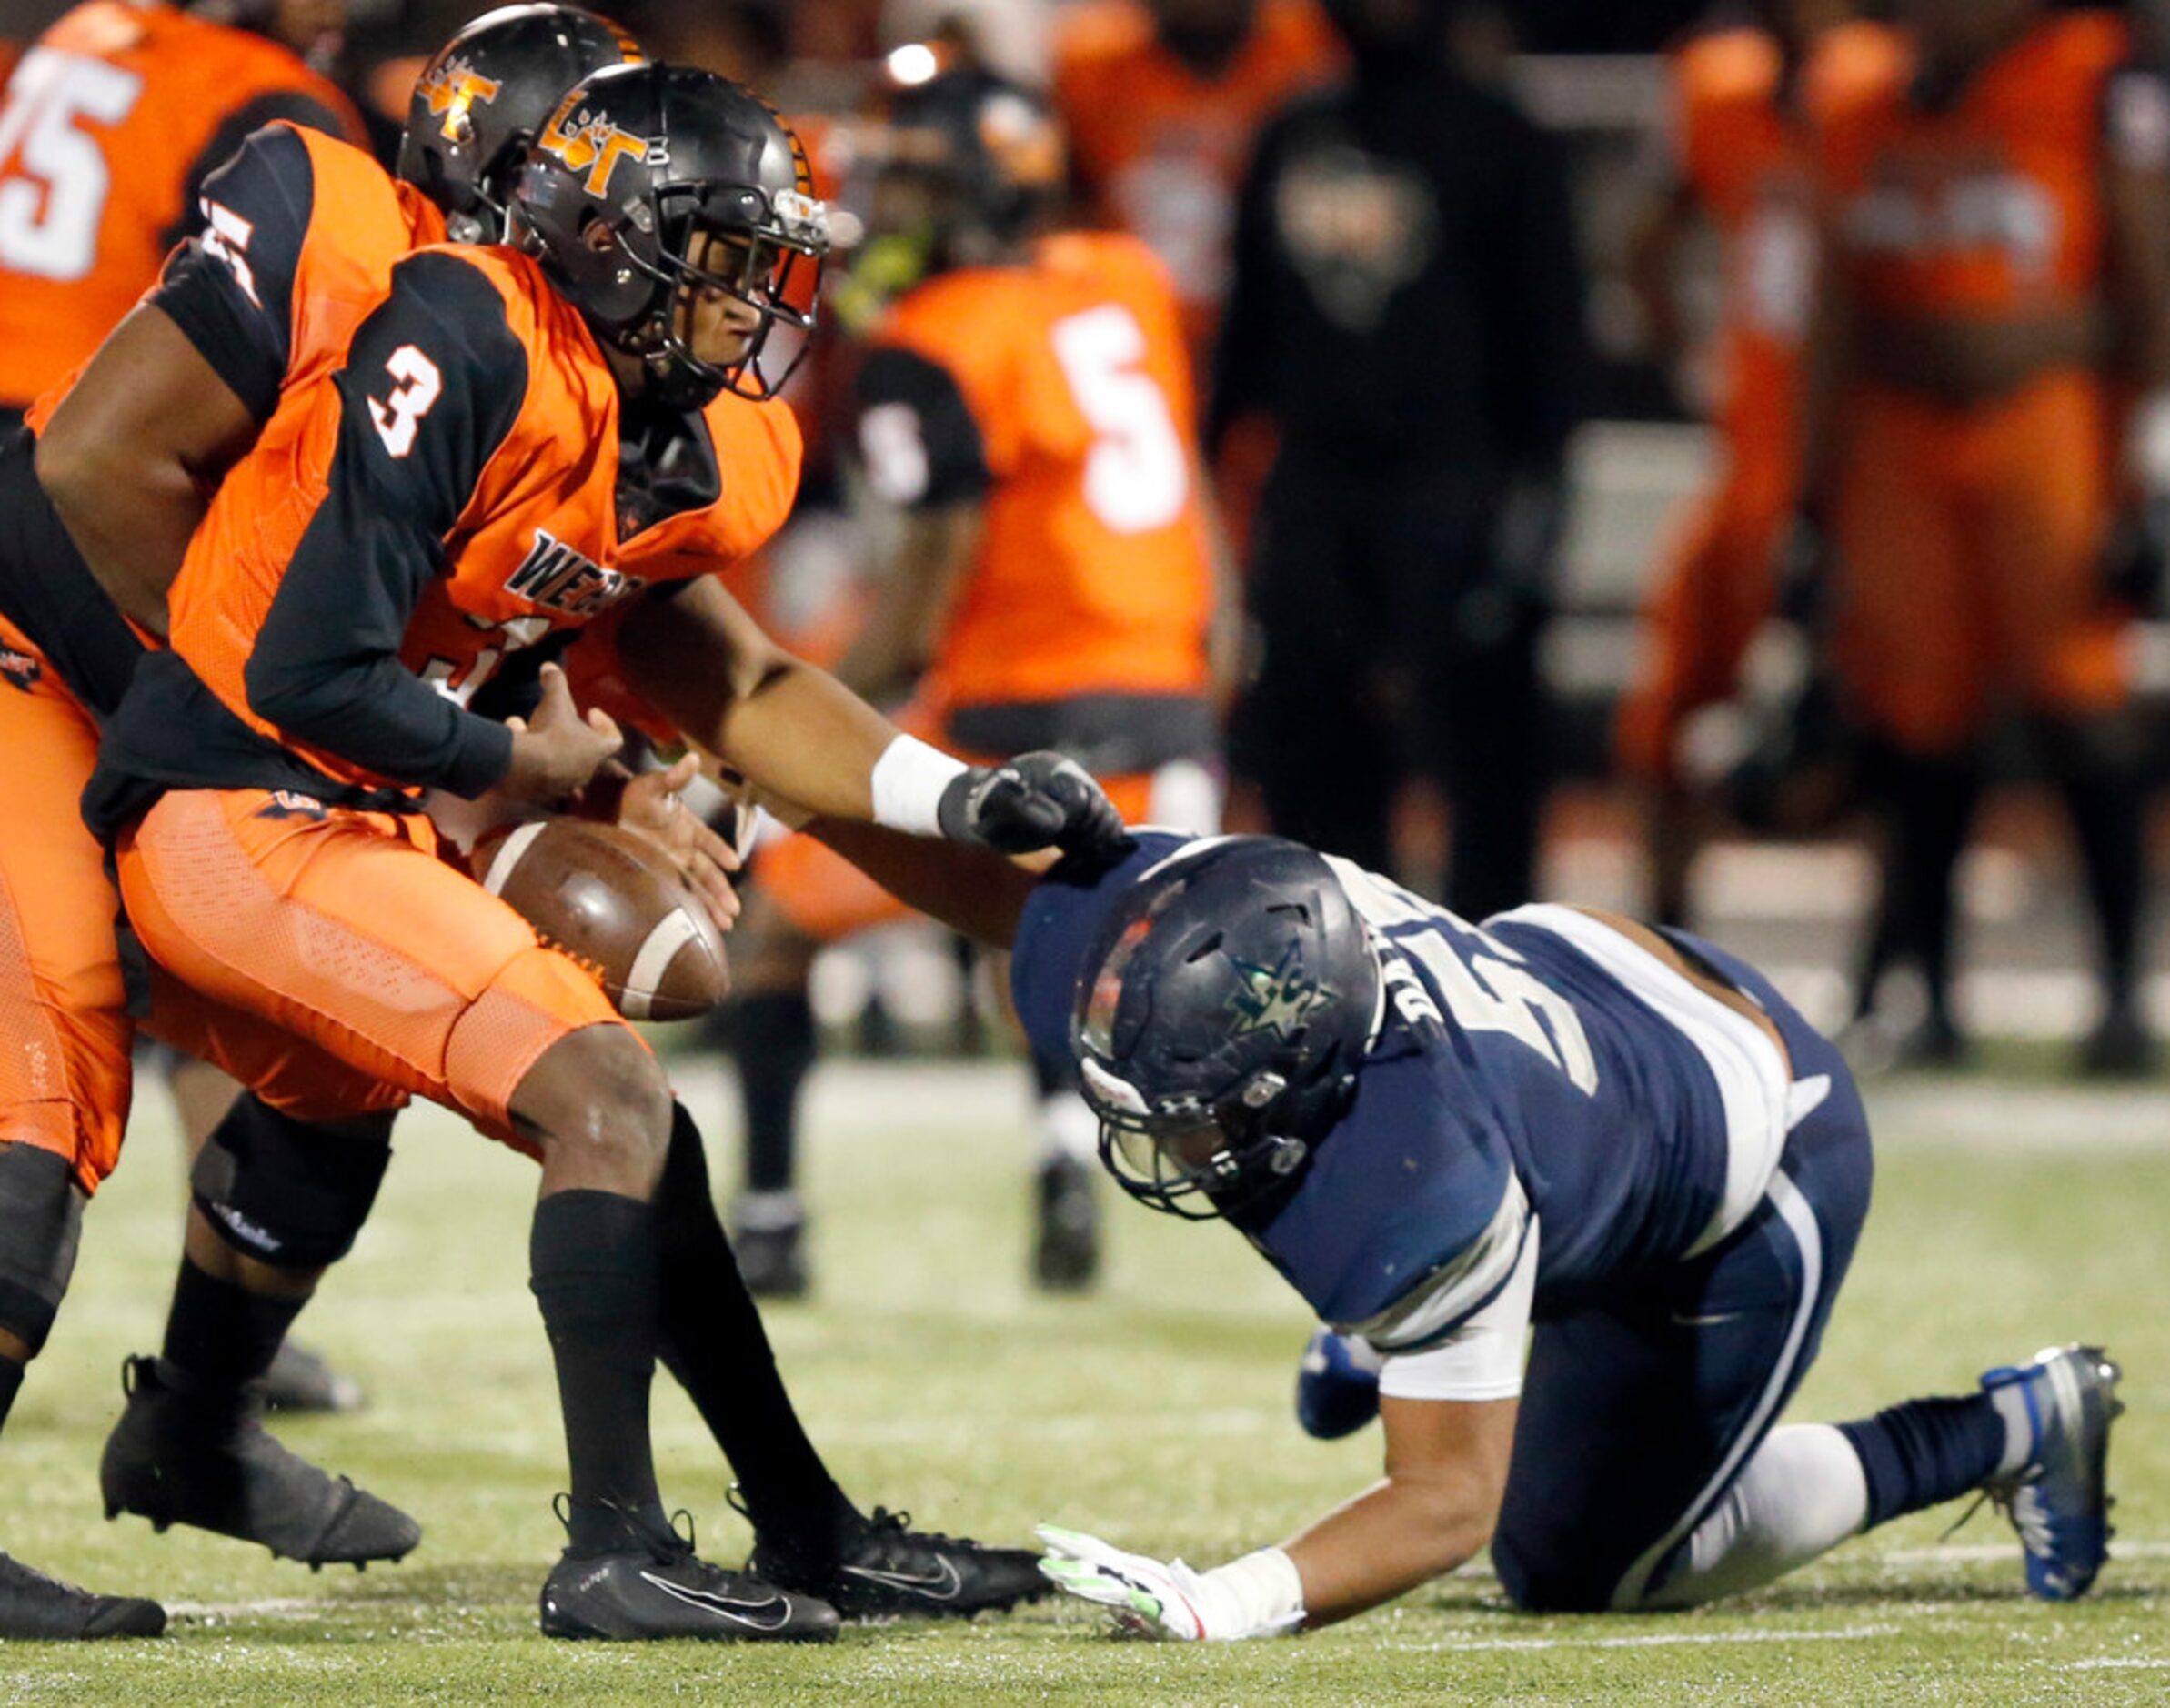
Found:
<box><xmin>1052</xmin><ymin>0</ymin><xmax>1341</xmax><ymax>377</ymax></box>
<box><xmin>1211</xmin><ymin>0</ymin><xmax>1587</xmax><ymax>923</ymax></box>
<box><xmin>721</xmin><ymin>66</ymin><xmax>1233</xmax><ymax>1297</ymax></box>
<box><xmin>1800</xmin><ymin>0</ymin><xmax>2167</xmax><ymax>1073</ymax></box>
<box><xmin>1613</xmin><ymin>0</ymin><xmax>1902</xmax><ymax>928</ymax></box>
<box><xmin>0</xmin><ymin>0</ymin><xmax>362</xmax><ymax>433</ymax></box>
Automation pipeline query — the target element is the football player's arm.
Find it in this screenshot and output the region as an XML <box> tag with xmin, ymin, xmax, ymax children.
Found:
<box><xmin>2101</xmin><ymin>69</ymin><xmax>2170</xmax><ymax>465</ymax></box>
<box><xmin>618</xmin><ymin>578</ymin><xmax>1120</xmax><ymax>857</ymax></box>
<box><xmin>39</xmin><ymin>124</ymin><xmax>316</xmax><ymax>637</ymax></box>
<box><xmin>833</xmin><ymin>346</ymin><xmax>991</xmax><ymax>704</ymax></box>
<box><xmin>243</xmin><ymin>252</ymin><xmax>558</xmax><ymax>799</ymax></box>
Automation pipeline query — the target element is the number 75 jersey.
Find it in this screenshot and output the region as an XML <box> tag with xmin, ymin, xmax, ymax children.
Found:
<box><xmin>851</xmin><ymin>229</ymin><xmax>1214</xmax><ymax>708</ymax></box>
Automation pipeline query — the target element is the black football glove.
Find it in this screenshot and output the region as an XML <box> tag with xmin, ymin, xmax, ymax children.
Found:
<box><xmin>936</xmin><ymin>751</ymin><xmax>1128</xmax><ymax>858</ymax></box>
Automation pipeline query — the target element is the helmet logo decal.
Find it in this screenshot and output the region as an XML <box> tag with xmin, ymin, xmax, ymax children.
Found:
<box><xmin>1226</xmin><ymin>944</ymin><xmax>1331</xmax><ymax>1042</ymax></box>
<box><xmin>539</xmin><ymin>90</ymin><xmax>660</xmax><ymax>198</ymax></box>
<box><xmin>419</xmin><ymin>55</ymin><xmax>503</xmax><ymax>143</ymax></box>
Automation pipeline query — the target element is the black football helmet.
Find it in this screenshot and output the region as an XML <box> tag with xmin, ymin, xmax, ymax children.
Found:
<box><xmin>1071</xmin><ymin>838</ymin><xmax>1383</xmax><ymax>1221</ymax></box>
<box><xmin>868</xmin><ymin>66</ymin><xmax>1064</xmax><ymax>266</ymax></box>
<box><xmin>513</xmin><ymin>63</ymin><xmax>829</xmax><ymax>407</ymax></box>
<box><xmin>397</xmin><ymin>5</ymin><xmax>645</xmax><ymax>245</ymax></box>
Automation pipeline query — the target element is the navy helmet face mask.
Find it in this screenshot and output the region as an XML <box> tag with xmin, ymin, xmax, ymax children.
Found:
<box><xmin>515</xmin><ymin>63</ymin><xmax>829</xmax><ymax>408</ymax></box>
<box><xmin>1070</xmin><ymin>838</ymin><xmax>1383</xmax><ymax>1221</ymax></box>
<box><xmin>397</xmin><ymin>5</ymin><xmax>646</xmax><ymax>245</ymax></box>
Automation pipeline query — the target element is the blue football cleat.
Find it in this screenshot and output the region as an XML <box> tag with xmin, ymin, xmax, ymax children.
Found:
<box><xmin>1296</xmin><ymin>1330</ymin><xmax>1381</xmax><ymax>1441</ymax></box>
<box><xmin>1979</xmin><ymin>1344</ymin><xmax>2123</xmax><ymax>1601</ymax></box>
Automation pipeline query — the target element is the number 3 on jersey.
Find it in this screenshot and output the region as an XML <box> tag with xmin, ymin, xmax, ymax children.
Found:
<box><xmin>369</xmin><ymin>345</ymin><xmax>442</xmax><ymax>458</ymax></box>
<box><xmin>1051</xmin><ymin>303</ymin><xmax>1189</xmax><ymax>535</ymax></box>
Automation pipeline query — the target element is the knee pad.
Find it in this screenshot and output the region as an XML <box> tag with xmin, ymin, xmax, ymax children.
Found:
<box><xmin>0</xmin><ymin>1145</ymin><xmax>83</xmax><ymax>1354</ymax></box>
<box><xmin>190</xmin><ymin>1095</ymin><xmax>393</xmax><ymax>1271</ymax></box>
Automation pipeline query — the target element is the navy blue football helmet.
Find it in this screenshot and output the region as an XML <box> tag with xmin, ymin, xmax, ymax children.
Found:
<box><xmin>1071</xmin><ymin>837</ymin><xmax>1383</xmax><ymax>1221</ymax></box>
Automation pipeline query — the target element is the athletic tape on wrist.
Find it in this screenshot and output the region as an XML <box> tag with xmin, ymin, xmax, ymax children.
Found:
<box><xmin>869</xmin><ymin>734</ymin><xmax>969</xmax><ymax>839</ymax></box>
<box><xmin>1196</xmin><ymin>1546</ymin><xmax>1306</xmax><ymax>1640</ymax></box>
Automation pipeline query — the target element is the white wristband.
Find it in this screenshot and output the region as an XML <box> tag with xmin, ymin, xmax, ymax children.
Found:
<box><xmin>869</xmin><ymin>733</ymin><xmax>969</xmax><ymax>838</ymax></box>
<box><xmin>1193</xmin><ymin>1547</ymin><xmax>1306</xmax><ymax>1640</ymax></box>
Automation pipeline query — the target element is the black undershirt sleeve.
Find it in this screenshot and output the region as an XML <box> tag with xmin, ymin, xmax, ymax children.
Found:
<box><xmin>243</xmin><ymin>252</ymin><xmax>526</xmax><ymax>799</ymax></box>
<box><xmin>851</xmin><ymin>346</ymin><xmax>990</xmax><ymax>509</ymax></box>
<box><xmin>163</xmin><ymin>89</ymin><xmax>354</xmax><ymax>254</ymax></box>
<box><xmin>149</xmin><ymin>123</ymin><xmax>316</xmax><ymax>423</ymax></box>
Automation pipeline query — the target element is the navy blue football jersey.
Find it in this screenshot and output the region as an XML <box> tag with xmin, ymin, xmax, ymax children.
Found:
<box><xmin>1013</xmin><ymin>832</ymin><xmax>1787</xmax><ymax>1351</ymax></box>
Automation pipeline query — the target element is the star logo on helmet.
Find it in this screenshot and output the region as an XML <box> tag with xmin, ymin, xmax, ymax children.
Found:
<box><xmin>1226</xmin><ymin>944</ymin><xmax>1331</xmax><ymax>1041</ymax></box>
<box><xmin>419</xmin><ymin>55</ymin><xmax>502</xmax><ymax>143</ymax></box>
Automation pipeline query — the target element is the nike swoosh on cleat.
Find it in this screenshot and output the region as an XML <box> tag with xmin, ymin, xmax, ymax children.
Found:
<box><xmin>638</xmin><ymin>1571</ymin><xmax>796</xmax><ymax>1631</ymax></box>
<box><xmin>841</xmin><ymin>1556</ymin><xmax>964</xmax><ymax>1601</ymax></box>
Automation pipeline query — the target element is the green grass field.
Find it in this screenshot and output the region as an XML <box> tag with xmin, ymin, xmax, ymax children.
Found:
<box><xmin>0</xmin><ymin>1054</ymin><xmax>2164</xmax><ymax>1705</ymax></box>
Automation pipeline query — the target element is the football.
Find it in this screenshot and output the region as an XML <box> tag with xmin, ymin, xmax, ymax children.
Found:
<box><xmin>471</xmin><ymin>819</ymin><xmax>729</xmax><ymax>1021</ymax></box>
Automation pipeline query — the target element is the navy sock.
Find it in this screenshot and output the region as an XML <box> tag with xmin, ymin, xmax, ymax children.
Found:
<box><xmin>1838</xmin><ymin>1393</ymin><xmax>2008</xmax><ymax>1528</ymax></box>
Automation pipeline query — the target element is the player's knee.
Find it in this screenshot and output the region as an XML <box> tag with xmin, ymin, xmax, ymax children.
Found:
<box><xmin>1489</xmin><ymin>1531</ymin><xmax>1618</xmax><ymax>1614</ymax></box>
<box><xmin>0</xmin><ymin>1142</ymin><xmax>86</xmax><ymax>1360</ymax></box>
<box><xmin>515</xmin><ymin>1025</ymin><xmax>672</xmax><ymax>1190</ymax></box>
<box><xmin>191</xmin><ymin>1095</ymin><xmax>395</xmax><ymax>1271</ymax></box>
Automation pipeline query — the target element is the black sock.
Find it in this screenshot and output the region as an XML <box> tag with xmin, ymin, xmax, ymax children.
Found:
<box><xmin>1876</xmin><ymin>752</ymin><xmax>1979</xmax><ymax>1023</ymax></box>
<box><xmin>656</xmin><ymin>1106</ymin><xmax>859</xmax><ymax>1565</ymax></box>
<box><xmin>2041</xmin><ymin>723</ymin><xmax>2146</xmax><ymax>1011</ymax></box>
<box><xmin>736</xmin><ymin>991</ymin><xmax>817</xmax><ymax>1198</ymax></box>
<box><xmin>1838</xmin><ymin>1393</ymin><xmax>2007</xmax><ymax>1528</ymax></box>
<box><xmin>0</xmin><ymin>1356</ymin><xmax>22</xmax><ymax>1433</ymax></box>
<box><xmin>159</xmin><ymin>1257</ymin><xmax>311</xmax><ymax>1393</ymax></box>
<box><xmin>529</xmin><ymin>1191</ymin><xmax>666</xmax><ymax>1552</ymax></box>
<box><xmin>1029</xmin><ymin>1043</ymin><xmax>1080</xmax><ymax>1101</ymax></box>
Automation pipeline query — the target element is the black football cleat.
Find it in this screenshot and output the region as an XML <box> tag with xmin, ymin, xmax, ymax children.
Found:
<box><xmin>261</xmin><ymin>1341</ymin><xmax>366</xmax><ymax>1415</ymax></box>
<box><xmin>0</xmin><ymin>1552</ymin><xmax>164</xmax><ymax>1640</ymax></box>
<box><xmin>1032</xmin><ymin>1156</ymin><xmax>1100</xmax><ymax>1292</ymax></box>
<box><xmin>99</xmin><ymin>1356</ymin><xmax>419</xmax><ymax>1571</ymax></box>
<box><xmin>751</xmin><ymin>1507</ymin><xmax>1051</xmax><ymax>1621</ymax></box>
<box><xmin>730</xmin><ymin>1197</ymin><xmax>810</xmax><ymax>1301</ymax></box>
<box><xmin>540</xmin><ymin>1506</ymin><xmax>837</xmax><ymax>1643</ymax></box>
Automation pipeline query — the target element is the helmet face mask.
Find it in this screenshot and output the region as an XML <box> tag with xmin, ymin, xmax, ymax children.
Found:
<box><xmin>1070</xmin><ymin>839</ymin><xmax>1382</xmax><ymax>1223</ymax></box>
<box><xmin>517</xmin><ymin>65</ymin><xmax>830</xmax><ymax>408</ymax></box>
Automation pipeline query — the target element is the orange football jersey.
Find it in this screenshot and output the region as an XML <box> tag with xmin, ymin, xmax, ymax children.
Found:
<box><xmin>0</xmin><ymin>1</ymin><xmax>365</xmax><ymax>409</ymax></box>
<box><xmin>1818</xmin><ymin>11</ymin><xmax>2129</xmax><ymax>324</ymax></box>
<box><xmin>859</xmin><ymin>229</ymin><xmax>1214</xmax><ymax>709</ymax></box>
<box><xmin>1673</xmin><ymin>21</ymin><xmax>1905</xmax><ymax>464</ymax></box>
<box><xmin>151</xmin><ymin>246</ymin><xmax>799</xmax><ymax>799</ymax></box>
<box><xmin>1053</xmin><ymin>0</ymin><xmax>1339</xmax><ymax>357</ymax></box>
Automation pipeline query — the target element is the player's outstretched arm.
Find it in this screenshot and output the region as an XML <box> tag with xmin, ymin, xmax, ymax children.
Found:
<box><xmin>616</xmin><ymin>576</ymin><xmax>1126</xmax><ymax>859</ymax></box>
<box><xmin>1039</xmin><ymin>1392</ymin><xmax>1513</xmax><ymax>1638</ymax></box>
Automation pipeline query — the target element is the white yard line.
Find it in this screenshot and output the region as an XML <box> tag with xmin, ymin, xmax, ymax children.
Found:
<box><xmin>1385</xmin><ymin>1623</ymin><xmax>1899</xmax><ymax>1655</ymax></box>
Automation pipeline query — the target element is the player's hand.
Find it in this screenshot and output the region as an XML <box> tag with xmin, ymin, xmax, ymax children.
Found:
<box><xmin>502</xmin><ymin>663</ymin><xmax>622</xmax><ymax>805</ymax></box>
<box><xmin>1037</xmin><ymin>1526</ymin><xmax>1212</xmax><ymax>1639</ymax></box>
<box><xmin>617</xmin><ymin>751</ymin><xmax>742</xmax><ymax>931</ymax></box>
<box><xmin>936</xmin><ymin>751</ymin><xmax>1128</xmax><ymax>859</ymax></box>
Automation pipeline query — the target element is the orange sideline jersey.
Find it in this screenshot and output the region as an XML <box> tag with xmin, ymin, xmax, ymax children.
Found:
<box><xmin>1673</xmin><ymin>21</ymin><xmax>1905</xmax><ymax>460</ymax></box>
<box><xmin>1053</xmin><ymin>0</ymin><xmax>1338</xmax><ymax>353</ymax></box>
<box><xmin>89</xmin><ymin>244</ymin><xmax>800</xmax><ymax>824</ymax></box>
<box><xmin>1818</xmin><ymin>11</ymin><xmax>2129</xmax><ymax>325</ymax></box>
<box><xmin>854</xmin><ymin>228</ymin><xmax>1213</xmax><ymax>709</ymax></box>
<box><xmin>0</xmin><ymin>1</ymin><xmax>365</xmax><ymax>409</ymax></box>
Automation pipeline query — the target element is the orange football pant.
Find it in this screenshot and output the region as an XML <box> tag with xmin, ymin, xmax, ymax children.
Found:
<box><xmin>0</xmin><ymin>616</ymin><xmax>400</xmax><ymax>1192</ymax></box>
<box><xmin>115</xmin><ymin>788</ymin><xmax>636</xmax><ymax>1153</ymax></box>
<box><xmin>1615</xmin><ymin>449</ymin><xmax>1793</xmax><ymax>783</ymax></box>
<box><xmin>1831</xmin><ymin>374</ymin><xmax>2129</xmax><ymax>755</ymax></box>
